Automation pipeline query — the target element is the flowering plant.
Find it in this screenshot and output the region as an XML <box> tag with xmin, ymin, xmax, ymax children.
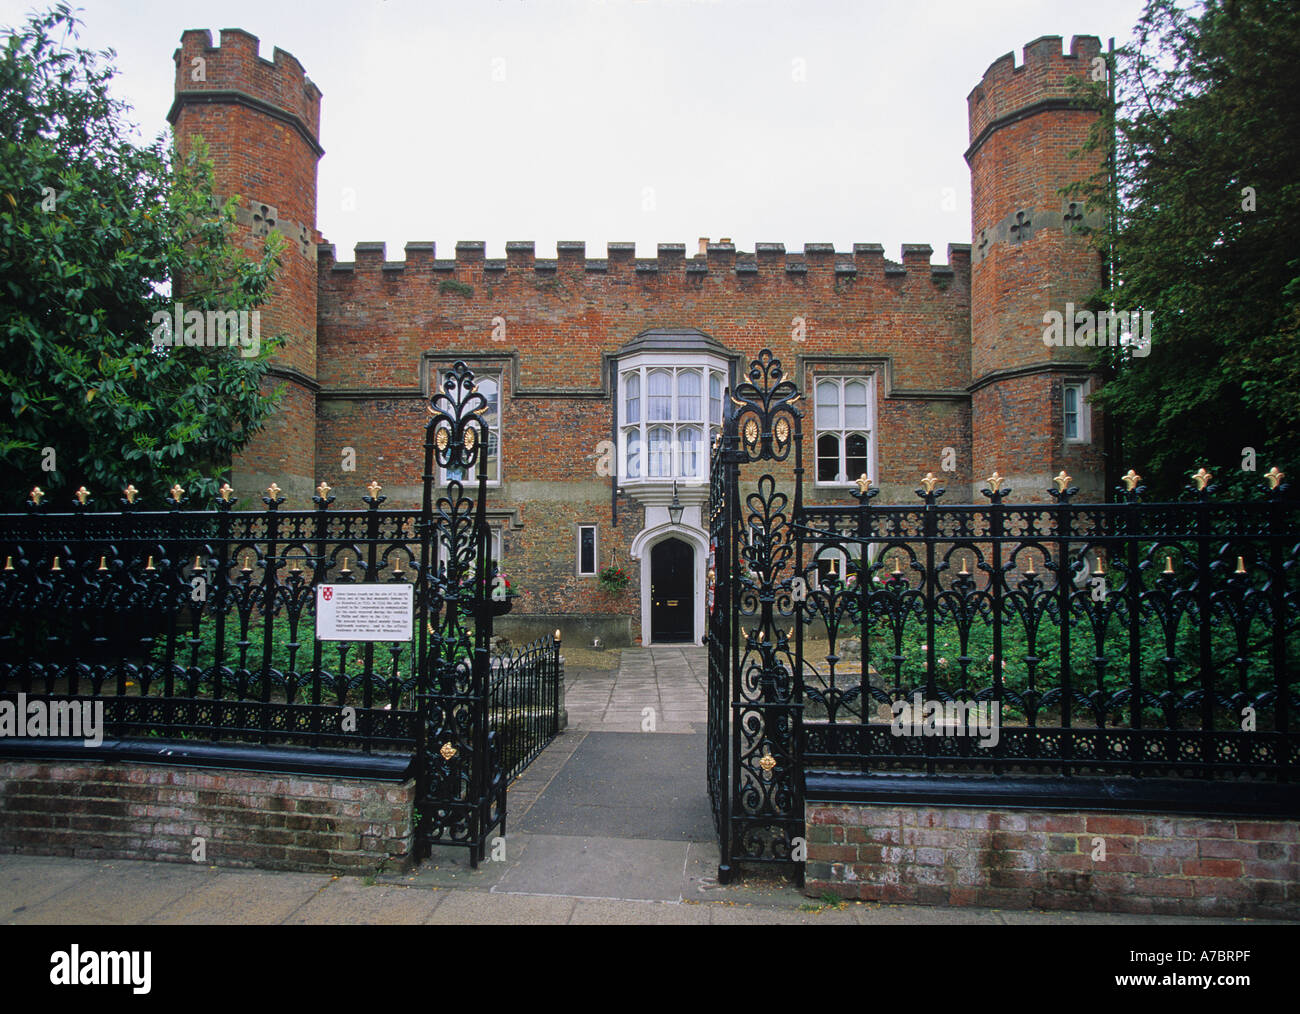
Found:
<box><xmin>598</xmin><ymin>564</ymin><xmax>629</xmax><ymax>593</ymax></box>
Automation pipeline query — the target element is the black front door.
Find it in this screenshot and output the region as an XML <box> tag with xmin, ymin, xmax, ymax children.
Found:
<box><xmin>650</xmin><ymin>538</ymin><xmax>694</xmax><ymax>643</ymax></box>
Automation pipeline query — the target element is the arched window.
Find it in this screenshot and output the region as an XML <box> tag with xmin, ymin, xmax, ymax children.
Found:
<box><xmin>648</xmin><ymin>370</ymin><xmax>673</xmax><ymax>421</ymax></box>
<box><xmin>625</xmin><ymin>374</ymin><xmax>640</xmax><ymax>424</ymax></box>
<box><xmin>813</xmin><ymin>375</ymin><xmax>875</xmax><ymax>486</ymax></box>
<box><xmin>648</xmin><ymin>426</ymin><xmax>673</xmax><ymax>477</ymax></box>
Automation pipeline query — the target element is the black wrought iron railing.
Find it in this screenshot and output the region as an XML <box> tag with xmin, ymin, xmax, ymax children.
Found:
<box><xmin>488</xmin><ymin>633</ymin><xmax>562</xmax><ymax>784</ymax></box>
<box><xmin>0</xmin><ymin>487</ymin><xmax>561</xmax><ymax>769</ymax></box>
<box><xmin>0</xmin><ymin>490</ymin><xmax>422</xmax><ymax>754</ymax></box>
<box><xmin>794</xmin><ymin>471</ymin><xmax>1300</xmax><ymax>781</ymax></box>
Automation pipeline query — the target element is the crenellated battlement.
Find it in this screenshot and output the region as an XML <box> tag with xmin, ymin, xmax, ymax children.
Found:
<box><xmin>170</xmin><ymin>28</ymin><xmax>322</xmax><ymax>148</ymax></box>
<box><xmin>967</xmin><ymin>34</ymin><xmax>1102</xmax><ymax>152</ymax></box>
<box><xmin>317</xmin><ymin>240</ymin><xmax>971</xmax><ymax>288</ymax></box>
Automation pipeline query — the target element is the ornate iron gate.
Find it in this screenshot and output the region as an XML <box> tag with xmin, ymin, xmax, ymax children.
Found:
<box><xmin>414</xmin><ymin>362</ymin><xmax>504</xmax><ymax>867</ymax></box>
<box><xmin>707</xmin><ymin>350</ymin><xmax>806</xmax><ymax>884</ymax></box>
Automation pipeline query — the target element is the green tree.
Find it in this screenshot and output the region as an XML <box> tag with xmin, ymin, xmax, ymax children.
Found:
<box><xmin>0</xmin><ymin>4</ymin><xmax>285</xmax><ymax>510</ymax></box>
<box><xmin>1070</xmin><ymin>0</ymin><xmax>1300</xmax><ymax>499</ymax></box>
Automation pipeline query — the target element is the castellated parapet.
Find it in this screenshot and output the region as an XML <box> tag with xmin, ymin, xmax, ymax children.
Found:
<box><xmin>967</xmin><ymin>34</ymin><xmax>1103</xmax><ymax>150</ymax></box>
<box><xmin>316</xmin><ymin>241</ymin><xmax>972</xmax><ymax>287</ymax></box>
<box><xmin>171</xmin><ymin>29</ymin><xmax>321</xmax><ymax>145</ymax></box>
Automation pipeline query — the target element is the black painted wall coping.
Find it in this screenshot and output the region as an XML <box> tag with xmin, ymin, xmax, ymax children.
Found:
<box><xmin>805</xmin><ymin>771</ymin><xmax>1300</xmax><ymax>819</ymax></box>
<box><xmin>0</xmin><ymin>738</ymin><xmax>414</xmax><ymax>782</ymax></box>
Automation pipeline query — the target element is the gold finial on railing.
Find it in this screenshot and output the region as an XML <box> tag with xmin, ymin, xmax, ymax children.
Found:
<box><xmin>98</xmin><ymin>556</ymin><xmax>108</xmax><ymax>571</ymax></box>
<box><xmin>75</xmin><ymin>486</ymin><xmax>90</xmax><ymax>505</ymax></box>
<box><xmin>1053</xmin><ymin>470</ymin><xmax>1072</xmax><ymax>492</ymax></box>
<box><xmin>1121</xmin><ymin>469</ymin><xmax>1142</xmax><ymax>491</ymax></box>
<box><xmin>554</xmin><ymin>628</ymin><xmax>562</xmax><ymax>643</ymax></box>
<box><xmin>892</xmin><ymin>556</ymin><xmax>902</xmax><ymax>575</ymax></box>
<box><xmin>29</xmin><ymin>486</ymin><xmax>44</xmax><ymax>505</ymax></box>
<box><xmin>4</xmin><ymin>556</ymin><xmax>13</xmax><ymax>571</ymax></box>
<box><xmin>1236</xmin><ymin>556</ymin><xmax>1247</xmax><ymax>574</ymax></box>
<box><xmin>50</xmin><ymin>556</ymin><xmax>61</xmax><ymax>572</ymax></box>
<box><xmin>340</xmin><ymin>554</ymin><xmax>352</xmax><ymax>574</ymax></box>
<box><xmin>1191</xmin><ymin>467</ymin><xmax>1213</xmax><ymax>491</ymax></box>
<box><xmin>1024</xmin><ymin>560</ymin><xmax>1037</xmax><ymax>576</ymax></box>
<box><xmin>985</xmin><ymin>470</ymin><xmax>1004</xmax><ymax>491</ymax></box>
<box><xmin>1095</xmin><ymin>555</ymin><xmax>1106</xmax><ymax>575</ymax></box>
<box><xmin>266</xmin><ymin>482</ymin><xmax>282</xmax><ymax>500</ymax></box>
<box><xmin>855</xmin><ymin>473</ymin><xmax>872</xmax><ymax>495</ymax></box>
<box><xmin>192</xmin><ymin>555</ymin><xmax>203</xmax><ymax>572</ymax></box>
<box><xmin>218</xmin><ymin>482</ymin><xmax>235</xmax><ymax>503</ymax></box>
<box><xmin>241</xmin><ymin>553</ymin><xmax>252</xmax><ymax>573</ymax></box>
<box><xmin>1164</xmin><ymin>556</ymin><xmax>1175</xmax><ymax>574</ymax></box>
<box><xmin>828</xmin><ymin>557</ymin><xmax>838</xmax><ymax>576</ymax></box>
<box><xmin>1264</xmin><ymin>467</ymin><xmax>1284</xmax><ymax>490</ymax></box>
<box><xmin>959</xmin><ymin>556</ymin><xmax>970</xmax><ymax>576</ymax></box>
<box><xmin>919</xmin><ymin>472</ymin><xmax>941</xmax><ymax>494</ymax></box>
<box><xmin>123</xmin><ymin>484</ymin><xmax>138</xmax><ymax>504</ymax></box>
<box><xmin>169</xmin><ymin>483</ymin><xmax>185</xmax><ymax>504</ymax></box>
<box><xmin>145</xmin><ymin>555</ymin><xmax>156</xmax><ymax>572</ymax></box>
<box><xmin>391</xmin><ymin>556</ymin><xmax>404</xmax><ymax>574</ymax></box>
<box><xmin>366</xmin><ymin>480</ymin><xmax>383</xmax><ymax>499</ymax></box>
<box><xmin>316</xmin><ymin>481</ymin><xmax>332</xmax><ymax>500</ymax></box>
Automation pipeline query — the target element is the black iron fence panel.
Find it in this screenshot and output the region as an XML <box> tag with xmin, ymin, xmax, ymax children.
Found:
<box><xmin>795</xmin><ymin>470</ymin><xmax>1299</xmax><ymax>781</ymax></box>
<box><xmin>0</xmin><ymin>494</ymin><xmax>424</xmax><ymax>753</ymax></box>
<box><xmin>489</xmin><ymin>633</ymin><xmax>562</xmax><ymax>784</ymax></box>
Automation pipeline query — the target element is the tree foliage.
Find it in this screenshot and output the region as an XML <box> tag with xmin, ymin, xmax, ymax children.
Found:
<box><xmin>1069</xmin><ymin>0</ymin><xmax>1300</xmax><ymax>499</ymax></box>
<box><xmin>0</xmin><ymin>4</ymin><xmax>285</xmax><ymax>509</ymax></box>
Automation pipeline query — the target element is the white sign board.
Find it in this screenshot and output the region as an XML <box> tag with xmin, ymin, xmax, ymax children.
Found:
<box><xmin>315</xmin><ymin>584</ymin><xmax>413</xmax><ymax>642</ymax></box>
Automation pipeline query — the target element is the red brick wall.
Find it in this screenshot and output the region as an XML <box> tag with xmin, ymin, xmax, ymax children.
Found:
<box><xmin>0</xmin><ymin>760</ymin><xmax>413</xmax><ymax>875</ymax></box>
<box><xmin>806</xmin><ymin>803</ymin><xmax>1300</xmax><ymax>919</ymax></box>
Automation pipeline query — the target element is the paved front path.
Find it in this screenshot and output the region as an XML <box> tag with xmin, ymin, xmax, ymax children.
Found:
<box><xmin>564</xmin><ymin>646</ymin><xmax>706</xmax><ymax>733</ymax></box>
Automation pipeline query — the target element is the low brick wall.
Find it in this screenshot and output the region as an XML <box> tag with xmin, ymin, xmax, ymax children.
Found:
<box><xmin>0</xmin><ymin>759</ymin><xmax>414</xmax><ymax>874</ymax></box>
<box><xmin>805</xmin><ymin>804</ymin><xmax>1300</xmax><ymax>919</ymax></box>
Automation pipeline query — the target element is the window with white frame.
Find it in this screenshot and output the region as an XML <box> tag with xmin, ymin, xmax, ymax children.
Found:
<box><xmin>577</xmin><ymin>525</ymin><xmax>598</xmax><ymax>576</ymax></box>
<box><xmin>618</xmin><ymin>357</ymin><xmax>727</xmax><ymax>482</ymax></box>
<box><xmin>441</xmin><ymin>371</ymin><xmax>501</xmax><ymax>484</ymax></box>
<box><xmin>1063</xmin><ymin>381</ymin><xmax>1090</xmax><ymax>442</ymax></box>
<box><xmin>814</xmin><ymin>376</ymin><xmax>874</xmax><ymax>485</ymax></box>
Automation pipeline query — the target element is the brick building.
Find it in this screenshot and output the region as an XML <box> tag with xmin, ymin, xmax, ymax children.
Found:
<box><xmin>169</xmin><ymin>29</ymin><xmax>1110</xmax><ymax>647</ymax></box>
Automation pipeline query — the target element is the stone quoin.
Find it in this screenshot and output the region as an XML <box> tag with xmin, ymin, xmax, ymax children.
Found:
<box><xmin>169</xmin><ymin>29</ymin><xmax>1109</xmax><ymax>647</ymax></box>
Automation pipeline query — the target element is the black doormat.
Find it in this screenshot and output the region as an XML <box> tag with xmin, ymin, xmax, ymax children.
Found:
<box><xmin>517</xmin><ymin>732</ymin><xmax>714</xmax><ymax>842</ymax></box>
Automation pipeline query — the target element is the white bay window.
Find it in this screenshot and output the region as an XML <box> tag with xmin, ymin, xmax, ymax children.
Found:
<box><xmin>618</xmin><ymin>356</ymin><xmax>727</xmax><ymax>483</ymax></box>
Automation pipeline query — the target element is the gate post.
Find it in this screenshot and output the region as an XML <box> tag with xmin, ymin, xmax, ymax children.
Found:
<box><xmin>707</xmin><ymin>349</ymin><xmax>805</xmax><ymax>883</ymax></box>
<box><xmin>415</xmin><ymin>362</ymin><xmax>503</xmax><ymax>867</ymax></box>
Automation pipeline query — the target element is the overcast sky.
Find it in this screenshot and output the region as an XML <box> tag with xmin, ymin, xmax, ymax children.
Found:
<box><xmin>3</xmin><ymin>0</ymin><xmax>1147</xmax><ymax>261</ymax></box>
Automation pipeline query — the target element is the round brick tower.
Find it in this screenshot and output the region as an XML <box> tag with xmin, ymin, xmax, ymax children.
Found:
<box><xmin>966</xmin><ymin>35</ymin><xmax>1107</xmax><ymax>501</ymax></box>
<box><xmin>168</xmin><ymin>29</ymin><xmax>322</xmax><ymax>503</ymax></box>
